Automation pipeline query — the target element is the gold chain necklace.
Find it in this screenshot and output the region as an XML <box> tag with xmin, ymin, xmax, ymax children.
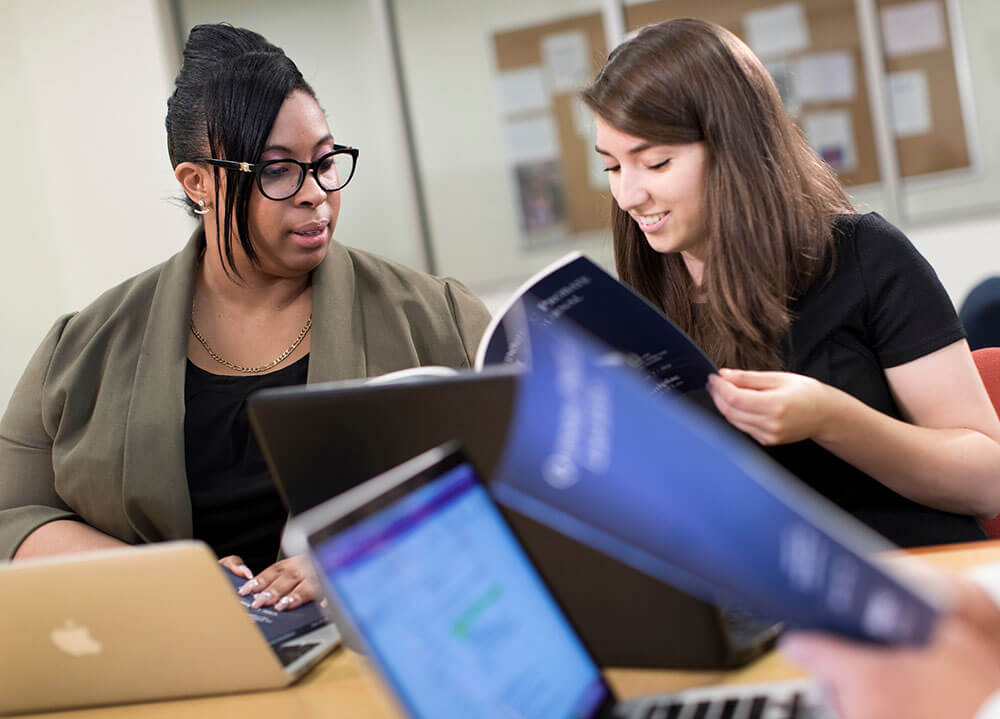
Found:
<box><xmin>190</xmin><ymin>311</ymin><xmax>312</xmax><ymax>375</ymax></box>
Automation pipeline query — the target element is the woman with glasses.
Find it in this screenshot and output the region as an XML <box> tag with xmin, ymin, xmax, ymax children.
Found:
<box><xmin>583</xmin><ymin>18</ymin><xmax>1000</xmax><ymax>546</ymax></box>
<box><xmin>0</xmin><ymin>24</ymin><xmax>490</xmax><ymax>611</ymax></box>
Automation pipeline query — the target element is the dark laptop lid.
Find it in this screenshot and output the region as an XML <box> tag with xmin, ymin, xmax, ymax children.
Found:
<box><xmin>248</xmin><ymin>366</ymin><xmax>518</xmax><ymax>516</ymax></box>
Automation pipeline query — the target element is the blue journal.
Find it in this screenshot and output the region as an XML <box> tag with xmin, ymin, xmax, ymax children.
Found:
<box><xmin>489</xmin><ymin>306</ymin><xmax>943</xmax><ymax>645</ymax></box>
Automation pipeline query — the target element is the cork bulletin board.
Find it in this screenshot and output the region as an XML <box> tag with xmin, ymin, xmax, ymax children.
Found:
<box><xmin>491</xmin><ymin>0</ymin><xmax>972</xmax><ymax>228</ymax></box>
<box><xmin>626</xmin><ymin>0</ymin><xmax>882</xmax><ymax>186</ymax></box>
<box><xmin>875</xmin><ymin>0</ymin><xmax>970</xmax><ymax>178</ymax></box>
<box><xmin>492</xmin><ymin>13</ymin><xmax>611</xmax><ymax>246</ymax></box>
<box><xmin>627</xmin><ymin>0</ymin><xmax>971</xmax><ymax>182</ymax></box>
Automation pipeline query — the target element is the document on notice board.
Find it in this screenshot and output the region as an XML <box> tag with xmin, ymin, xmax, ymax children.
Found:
<box><xmin>881</xmin><ymin>1</ymin><xmax>947</xmax><ymax>58</ymax></box>
<box><xmin>742</xmin><ymin>3</ymin><xmax>810</xmax><ymax>59</ymax></box>
<box><xmin>888</xmin><ymin>70</ymin><xmax>933</xmax><ymax>137</ymax></box>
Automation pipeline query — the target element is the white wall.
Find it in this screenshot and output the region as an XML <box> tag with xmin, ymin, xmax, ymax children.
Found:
<box><xmin>908</xmin><ymin>213</ymin><xmax>1000</xmax><ymax>308</ymax></box>
<box><xmin>1</xmin><ymin>0</ymin><xmax>192</xmax><ymax>413</ymax></box>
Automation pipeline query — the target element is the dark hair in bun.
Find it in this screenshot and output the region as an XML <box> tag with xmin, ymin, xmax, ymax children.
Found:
<box><xmin>166</xmin><ymin>23</ymin><xmax>316</xmax><ymax>277</ymax></box>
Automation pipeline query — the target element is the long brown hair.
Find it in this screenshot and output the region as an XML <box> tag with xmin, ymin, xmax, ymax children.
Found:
<box><xmin>582</xmin><ymin>19</ymin><xmax>852</xmax><ymax>369</ymax></box>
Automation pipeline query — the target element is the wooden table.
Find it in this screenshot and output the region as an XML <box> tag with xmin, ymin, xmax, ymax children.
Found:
<box><xmin>17</xmin><ymin>540</ymin><xmax>1000</xmax><ymax>718</ymax></box>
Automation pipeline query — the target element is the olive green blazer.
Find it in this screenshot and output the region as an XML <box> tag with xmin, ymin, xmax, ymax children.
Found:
<box><xmin>0</xmin><ymin>232</ymin><xmax>491</xmax><ymax>558</ymax></box>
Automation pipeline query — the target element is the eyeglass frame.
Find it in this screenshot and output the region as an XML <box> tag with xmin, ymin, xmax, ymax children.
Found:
<box><xmin>195</xmin><ymin>144</ymin><xmax>360</xmax><ymax>200</ymax></box>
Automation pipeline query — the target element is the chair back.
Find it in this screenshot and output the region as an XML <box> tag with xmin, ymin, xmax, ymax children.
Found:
<box><xmin>972</xmin><ymin>347</ymin><xmax>1000</xmax><ymax>538</ymax></box>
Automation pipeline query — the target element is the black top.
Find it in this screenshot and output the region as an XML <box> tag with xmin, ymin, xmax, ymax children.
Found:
<box><xmin>184</xmin><ymin>355</ymin><xmax>310</xmax><ymax>573</ymax></box>
<box><xmin>763</xmin><ymin>213</ymin><xmax>985</xmax><ymax>547</ymax></box>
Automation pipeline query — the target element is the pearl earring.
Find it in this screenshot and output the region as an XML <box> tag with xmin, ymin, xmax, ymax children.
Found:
<box><xmin>193</xmin><ymin>199</ymin><xmax>210</xmax><ymax>216</ymax></box>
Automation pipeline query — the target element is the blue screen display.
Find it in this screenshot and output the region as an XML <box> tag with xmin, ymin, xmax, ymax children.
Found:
<box><xmin>313</xmin><ymin>463</ymin><xmax>609</xmax><ymax>718</ymax></box>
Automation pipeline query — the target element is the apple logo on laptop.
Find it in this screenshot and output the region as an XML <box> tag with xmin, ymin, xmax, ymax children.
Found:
<box><xmin>50</xmin><ymin>620</ymin><xmax>102</xmax><ymax>656</ymax></box>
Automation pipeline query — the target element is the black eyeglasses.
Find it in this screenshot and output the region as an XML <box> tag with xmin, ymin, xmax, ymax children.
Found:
<box><xmin>196</xmin><ymin>144</ymin><xmax>359</xmax><ymax>201</ymax></box>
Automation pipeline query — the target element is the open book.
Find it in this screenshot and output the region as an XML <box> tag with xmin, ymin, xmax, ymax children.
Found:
<box><xmin>488</xmin><ymin>308</ymin><xmax>944</xmax><ymax>645</ymax></box>
<box><xmin>379</xmin><ymin>251</ymin><xmax>716</xmax><ymax>393</ymax></box>
<box><xmin>476</xmin><ymin>252</ymin><xmax>715</xmax><ymax>393</ymax></box>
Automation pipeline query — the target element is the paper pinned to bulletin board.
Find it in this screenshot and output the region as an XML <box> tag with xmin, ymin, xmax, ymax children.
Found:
<box><xmin>887</xmin><ymin>70</ymin><xmax>932</xmax><ymax>138</ymax></box>
<box><xmin>803</xmin><ymin>110</ymin><xmax>858</xmax><ymax>173</ymax></box>
<box><xmin>796</xmin><ymin>51</ymin><xmax>855</xmax><ymax>103</ymax></box>
<box><xmin>880</xmin><ymin>0</ymin><xmax>947</xmax><ymax>58</ymax></box>
<box><xmin>503</xmin><ymin>114</ymin><xmax>567</xmax><ymax>235</ymax></box>
<box><xmin>743</xmin><ymin>2</ymin><xmax>810</xmax><ymax>59</ymax></box>
<box><xmin>496</xmin><ymin>66</ymin><xmax>549</xmax><ymax>116</ymax></box>
<box><xmin>541</xmin><ymin>31</ymin><xmax>591</xmax><ymax>92</ymax></box>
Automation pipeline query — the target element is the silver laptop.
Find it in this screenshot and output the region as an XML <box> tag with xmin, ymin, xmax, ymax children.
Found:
<box><xmin>284</xmin><ymin>443</ymin><xmax>826</xmax><ymax>718</ymax></box>
<box><xmin>0</xmin><ymin>540</ymin><xmax>339</xmax><ymax>715</ymax></box>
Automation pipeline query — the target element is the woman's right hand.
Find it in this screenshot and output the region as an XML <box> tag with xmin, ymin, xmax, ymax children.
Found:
<box><xmin>219</xmin><ymin>554</ymin><xmax>322</xmax><ymax>612</ymax></box>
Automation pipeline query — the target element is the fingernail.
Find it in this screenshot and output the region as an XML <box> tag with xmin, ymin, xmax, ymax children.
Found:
<box><xmin>275</xmin><ymin>596</ymin><xmax>293</xmax><ymax>612</ymax></box>
<box><xmin>719</xmin><ymin>368</ymin><xmax>733</xmax><ymax>376</ymax></box>
<box><xmin>251</xmin><ymin>591</ymin><xmax>273</xmax><ymax>609</ymax></box>
<box><xmin>238</xmin><ymin>578</ymin><xmax>259</xmax><ymax>596</ymax></box>
<box><xmin>238</xmin><ymin>564</ymin><xmax>253</xmax><ymax>580</ymax></box>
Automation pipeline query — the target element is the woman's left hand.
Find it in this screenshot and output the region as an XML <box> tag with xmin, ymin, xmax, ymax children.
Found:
<box><xmin>706</xmin><ymin>368</ymin><xmax>834</xmax><ymax>446</ymax></box>
<box><xmin>220</xmin><ymin>554</ymin><xmax>320</xmax><ymax>611</ymax></box>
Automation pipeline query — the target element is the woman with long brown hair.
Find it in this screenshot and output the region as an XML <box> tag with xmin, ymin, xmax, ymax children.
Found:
<box><xmin>582</xmin><ymin>18</ymin><xmax>1000</xmax><ymax>546</ymax></box>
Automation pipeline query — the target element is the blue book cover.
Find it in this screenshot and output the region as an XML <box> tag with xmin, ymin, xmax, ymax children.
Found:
<box><xmin>489</xmin><ymin>307</ymin><xmax>943</xmax><ymax>645</ymax></box>
<box><xmin>475</xmin><ymin>252</ymin><xmax>715</xmax><ymax>395</ymax></box>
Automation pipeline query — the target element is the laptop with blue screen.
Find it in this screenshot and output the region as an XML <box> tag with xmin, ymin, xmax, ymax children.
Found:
<box><xmin>283</xmin><ymin>443</ymin><xmax>824</xmax><ymax>718</ymax></box>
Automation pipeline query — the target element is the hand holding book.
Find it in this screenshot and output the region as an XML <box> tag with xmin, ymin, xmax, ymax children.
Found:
<box><xmin>707</xmin><ymin>369</ymin><xmax>834</xmax><ymax>446</ymax></box>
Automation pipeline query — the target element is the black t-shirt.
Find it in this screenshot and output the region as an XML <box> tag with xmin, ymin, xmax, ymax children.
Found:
<box><xmin>763</xmin><ymin>213</ymin><xmax>985</xmax><ymax>547</ymax></box>
<box><xmin>184</xmin><ymin>355</ymin><xmax>310</xmax><ymax>573</ymax></box>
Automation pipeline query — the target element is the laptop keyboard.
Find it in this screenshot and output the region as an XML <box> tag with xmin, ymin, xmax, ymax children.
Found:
<box><xmin>617</xmin><ymin>678</ymin><xmax>830</xmax><ymax>719</ymax></box>
<box><xmin>275</xmin><ymin>641</ymin><xmax>320</xmax><ymax>667</ymax></box>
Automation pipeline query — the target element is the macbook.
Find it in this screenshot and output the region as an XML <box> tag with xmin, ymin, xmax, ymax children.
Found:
<box><xmin>248</xmin><ymin>368</ymin><xmax>780</xmax><ymax>668</ymax></box>
<box><xmin>283</xmin><ymin>443</ymin><xmax>823</xmax><ymax>718</ymax></box>
<box><xmin>1</xmin><ymin>540</ymin><xmax>338</xmax><ymax>715</ymax></box>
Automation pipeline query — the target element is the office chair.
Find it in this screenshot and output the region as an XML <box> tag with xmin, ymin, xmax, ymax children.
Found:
<box><xmin>960</xmin><ymin>278</ymin><xmax>1000</xmax><ymax>350</ymax></box>
<box><xmin>972</xmin><ymin>347</ymin><xmax>1000</xmax><ymax>539</ymax></box>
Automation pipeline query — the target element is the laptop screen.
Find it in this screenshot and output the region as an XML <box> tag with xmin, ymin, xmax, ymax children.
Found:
<box><xmin>311</xmin><ymin>459</ymin><xmax>611</xmax><ymax>718</ymax></box>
